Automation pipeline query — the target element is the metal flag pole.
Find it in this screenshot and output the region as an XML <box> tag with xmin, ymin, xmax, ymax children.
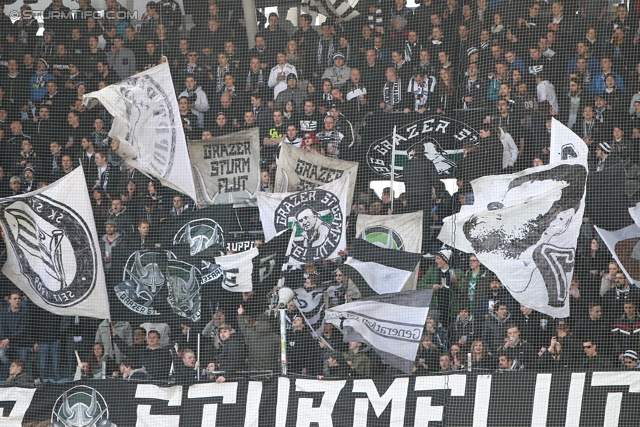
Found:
<box><xmin>197</xmin><ymin>333</ymin><xmax>201</xmax><ymax>381</ymax></box>
<box><xmin>390</xmin><ymin>125</ymin><xmax>396</xmax><ymax>212</ymax></box>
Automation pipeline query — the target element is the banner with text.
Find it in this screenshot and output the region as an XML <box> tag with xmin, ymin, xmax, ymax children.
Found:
<box><xmin>275</xmin><ymin>143</ymin><xmax>359</xmax><ymax>208</ymax></box>
<box><xmin>189</xmin><ymin>128</ymin><xmax>261</xmax><ymax>207</ymax></box>
<box><xmin>5</xmin><ymin>372</ymin><xmax>640</xmax><ymax>426</ymax></box>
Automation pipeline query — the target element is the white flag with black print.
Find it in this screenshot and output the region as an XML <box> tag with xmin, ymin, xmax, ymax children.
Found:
<box><xmin>215</xmin><ymin>249</ymin><xmax>257</xmax><ymax>293</ymax></box>
<box><xmin>342</xmin><ymin>238</ymin><xmax>423</xmax><ymax>298</ymax></box>
<box><xmin>325</xmin><ymin>289</ymin><xmax>433</xmax><ymax>374</ymax></box>
<box><xmin>294</xmin><ymin>284</ymin><xmax>327</xmax><ymax>337</ymax></box>
<box><xmin>549</xmin><ymin>118</ymin><xmax>590</xmax><ymax>164</ymax></box>
<box><xmin>596</xmin><ymin>222</ymin><xmax>640</xmax><ymax>288</ymax></box>
<box><xmin>215</xmin><ymin>230</ymin><xmax>292</xmax><ymax>293</ymax></box>
<box><xmin>355</xmin><ymin>211</ymin><xmax>423</xmax><ymax>253</ymax></box>
<box><xmin>257</xmin><ymin>174</ymin><xmax>350</xmax><ymax>265</ymax></box>
<box><xmin>83</xmin><ymin>62</ymin><xmax>198</xmax><ymax>202</ymax></box>
<box><xmin>438</xmin><ymin>121</ymin><xmax>588</xmax><ymax>318</ymax></box>
<box><xmin>0</xmin><ymin>167</ymin><xmax>110</xmax><ymax>319</ymax></box>
<box><xmin>274</xmin><ymin>142</ymin><xmax>359</xmax><ymax>208</ymax></box>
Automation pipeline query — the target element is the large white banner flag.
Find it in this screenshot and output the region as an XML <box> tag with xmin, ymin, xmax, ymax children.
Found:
<box><xmin>83</xmin><ymin>62</ymin><xmax>197</xmax><ymax>201</ymax></box>
<box><xmin>439</xmin><ymin>120</ymin><xmax>588</xmax><ymax>318</ymax></box>
<box><xmin>189</xmin><ymin>129</ymin><xmax>261</xmax><ymax>207</ymax></box>
<box><xmin>274</xmin><ymin>143</ymin><xmax>359</xmax><ymax>208</ymax></box>
<box><xmin>356</xmin><ymin>211</ymin><xmax>423</xmax><ymax>253</ymax></box>
<box><xmin>325</xmin><ymin>289</ymin><xmax>433</xmax><ymax>374</ymax></box>
<box><xmin>257</xmin><ymin>174</ymin><xmax>350</xmax><ymax>264</ymax></box>
<box><xmin>549</xmin><ymin>117</ymin><xmax>590</xmax><ymax>164</ymax></box>
<box><xmin>0</xmin><ymin>167</ymin><xmax>110</xmax><ymax>319</ymax></box>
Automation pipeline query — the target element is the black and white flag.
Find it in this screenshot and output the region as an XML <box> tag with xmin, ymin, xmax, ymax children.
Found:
<box><xmin>356</xmin><ymin>211</ymin><xmax>423</xmax><ymax>253</ymax></box>
<box><xmin>189</xmin><ymin>129</ymin><xmax>261</xmax><ymax>207</ymax></box>
<box><xmin>257</xmin><ymin>174</ymin><xmax>349</xmax><ymax>265</ymax></box>
<box><xmin>596</xmin><ymin>223</ymin><xmax>640</xmax><ymax>288</ymax></box>
<box><xmin>439</xmin><ymin>119</ymin><xmax>588</xmax><ymax>318</ymax></box>
<box><xmin>83</xmin><ymin>62</ymin><xmax>198</xmax><ymax>201</ymax></box>
<box><xmin>215</xmin><ymin>230</ymin><xmax>292</xmax><ymax>293</ymax></box>
<box><xmin>294</xmin><ymin>284</ymin><xmax>327</xmax><ymax>337</ymax></box>
<box><xmin>342</xmin><ymin>239</ymin><xmax>423</xmax><ymax>298</ymax></box>
<box><xmin>325</xmin><ymin>289</ymin><xmax>433</xmax><ymax>374</ymax></box>
<box><xmin>274</xmin><ymin>143</ymin><xmax>359</xmax><ymax>208</ymax></box>
<box><xmin>0</xmin><ymin>167</ymin><xmax>110</xmax><ymax>319</ymax></box>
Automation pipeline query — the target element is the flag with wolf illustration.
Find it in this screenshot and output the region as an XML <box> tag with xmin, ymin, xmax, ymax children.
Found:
<box><xmin>0</xmin><ymin>167</ymin><xmax>110</xmax><ymax>319</ymax></box>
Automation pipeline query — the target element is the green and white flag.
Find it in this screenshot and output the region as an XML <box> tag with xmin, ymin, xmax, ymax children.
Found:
<box><xmin>356</xmin><ymin>211</ymin><xmax>423</xmax><ymax>253</ymax></box>
<box><xmin>257</xmin><ymin>174</ymin><xmax>350</xmax><ymax>264</ymax></box>
<box><xmin>274</xmin><ymin>143</ymin><xmax>359</xmax><ymax>208</ymax></box>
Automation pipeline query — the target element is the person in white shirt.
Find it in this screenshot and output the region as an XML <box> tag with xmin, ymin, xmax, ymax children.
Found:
<box><xmin>268</xmin><ymin>52</ymin><xmax>297</xmax><ymax>100</ymax></box>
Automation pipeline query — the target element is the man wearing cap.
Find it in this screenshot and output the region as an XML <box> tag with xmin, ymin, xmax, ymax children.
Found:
<box><xmin>101</xmin><ymin>219</ymin><xmax>123</xmax><ymax>272</ymax></box>
<box><xmin>623</xmin><ymin>350</ymin><xmax>639</xmax><ymax>369</ymax></box>
<box><xmin>593</xmin><ymin>142</ymin><xmax>617</xmax><ymax>172</ymax></box>
<box><xmin>268</xmin><ymin>52</ymin><xmax>297</xmax><ymax>100</ymax></box>
<box><xmin>21</xmin><ymin>166</ymin><xmax>36</xmax><ymax>193</ymax></box>
<box><xmin>29</xmin><ymin>59</ymin><xmax>54</xmax><ymax>102</ymax></box>
<box><xmin>9</xmin><ymin>176</ymin><xmax>22</xmax><ymax>196</ymax></box>
<box><xmin>322</xmin><ymin>53</ymin><xmax>351</xmax><ymax>88</ymax></box>
<box><xmin>274</xmin><ymin>74</ymin><xmax>307</xmax><ymax>112</ymax></box>
<box><xmin>417</xmin><ymin>249</ymin><xmax>463</xmax><ymax>328</ymax></box>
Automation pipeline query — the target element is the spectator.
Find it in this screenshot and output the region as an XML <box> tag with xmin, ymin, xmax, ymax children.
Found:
<box><xmin>6</xmin><ymin>359</ymin><xmax>34</xmax><ymax>387</ymax></box>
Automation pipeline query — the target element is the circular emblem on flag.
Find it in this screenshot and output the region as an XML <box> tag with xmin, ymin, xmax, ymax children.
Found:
<box><xmin>274</xmin><ymin>189</ymin><xmax>344</xmax><ymax>263</ymax></box>
<box><xmin>51</xmin><ymin>385</ymin><xmax>113</xmax><ymax>426</ymax></box>
<box><xmin>0</xmin><ymin>196</ymin><xmax>98</xmax><ymax>307</ymax></box>
<box><xmin>117</xmin><ymin>72</ymin><xmax>177</xmax><ymax>178</ymax></box>
<box><xmin>358</xmin><ymin>226</ymin><xmax>405</xmax><ymax>251</ymax></box>
<box><xmin>116</xmin><ymin>250</ymin><xmax>170</xmax><ymax>316</ymax></box>
<box><xmin>173</xmin><ymin>218</ymin><xmax>225</xmax><ymax>256</ymax></box>
<box><xmin>366</xmin><ymin>115</ymin><xmax>479</xmax><ymax>180</ymax></box>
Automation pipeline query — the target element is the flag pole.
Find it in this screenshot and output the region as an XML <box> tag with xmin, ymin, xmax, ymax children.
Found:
<box><xmin>197</xmin><ymin>333</ymin><xmax>201</xmax><ymax>381</ymax></box>
<box><xmin>390</xmin><ymin>126</ymin><xmax>396</xmax><ymax>212</ymax></box>
<box><xmin>296</xmin><ymin>306</ymin><xmax>335</xmax><ymax>353</ymax></box>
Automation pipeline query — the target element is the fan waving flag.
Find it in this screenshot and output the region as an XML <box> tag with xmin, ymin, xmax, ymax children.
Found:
<box><xmin>257</xmin><ymin>174</ymin><xmax>350</xmax><ymax>264</ymax></box>
<box><xmin>438</xmin><ymin>119</ymin><xmax>588</xmax><ymax>318</ymax></box>
<box><xmin>596</xmin><ymin>223</ymin><xmax>640</xmax><ymax>288</ymax></box>
<box><xmin>0</xmin><ymin>167</ymin><xmax>110</xmax><ymax>319</ymax></box>
<box><xmin>83</xmin><ymin>62</ymin><xmax>197</xmax><ymax>201</ymax></box>
<box><xmin>342</xmin><ymin>239</ymin><xmax>423</xmax><ymax>298</ymax></box>
<box><xmin>325</xmin><ymin>289</ymin><xmax>433</xmax><ymax>374</ymax></box>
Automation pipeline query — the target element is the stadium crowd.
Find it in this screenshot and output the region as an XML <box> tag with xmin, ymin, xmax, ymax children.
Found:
<box><xmin>1</xmin><ymin>0</ymin><xmax>640</xmax><ymax>385</ymax></box>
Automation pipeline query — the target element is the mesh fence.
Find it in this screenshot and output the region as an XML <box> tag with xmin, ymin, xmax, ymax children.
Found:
<box><xmin>0</xmin><ymin>0</ymin><xmax>639</xmax><ymax>425</ymax></box>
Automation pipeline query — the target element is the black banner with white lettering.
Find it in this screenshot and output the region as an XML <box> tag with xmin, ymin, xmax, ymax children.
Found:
<box><xmin>6</xmin><ymin>371</ymin><xmax>640</xmax><ymax>426</ymax></box>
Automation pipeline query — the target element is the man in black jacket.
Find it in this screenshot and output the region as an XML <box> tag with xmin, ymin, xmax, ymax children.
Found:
<box><xmin>214</xmin><ymin>325</ymin><xmax>246</xmax><ymax>383</ymax></box>
<box><xmin>403</xmin><ymin>143</ymin><xmax>439</xmax><ymax>212</ymax></box>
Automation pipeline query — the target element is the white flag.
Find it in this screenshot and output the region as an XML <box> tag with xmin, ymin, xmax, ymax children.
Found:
<box><xmin>0</xmin><ymin>167</ymin><xmax>110</xmax><ymax>319</ymax></box>
<box><xmin>83</xmin><ymin>62</ymin><xmax>197</xmax><ymax>201</ymax></box>
<box><xmin>596</xmin><ymin>222</ymin><xmax>640</xmax><ymax>287</ymax></box>
<box><xmin>274</xmin><ymin>143</ymin><xmax>359</xmax><ymax>208</ymax></box>
<box><xmin>439</xmin><ymin>120</ymin><xmax>588</xmax><ymax>318</ymax></box>
<box><xmin>189</xmin><ymin>128</ymin><xmax>261</xmax><ymax>207</ymax></box>
<box><xmin>356</xmin><ymin>211</ymin><xmax>423</xmax><ymax>253</ymax></box>
<box><xmin>216</xmin><ymin>248</ymin><xmax>258</xmax><ymax>293</ymax></box>
<box><xmin>257</xmin><ymin>174</ymin><xmax>350</xmax><ymax>264</ymax></box>
<box><xmin>325</xmin><ymin>290</ymin><xmax>433</xmax><ymax>374</ymax></box>
<box><xmin>549</xmin><ymin>117</ymin><xmax>590</xmax><ymax>164</ymax></box>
